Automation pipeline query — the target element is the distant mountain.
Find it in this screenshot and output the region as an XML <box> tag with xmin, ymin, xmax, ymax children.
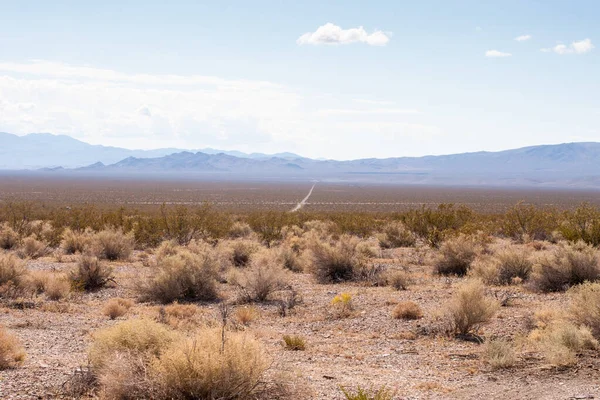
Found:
<box><xmin>73</xmin><ymin>142</ymin><xmax>600</xmax><ymax>189</ymax></box>
<box><xmin>0</xmin><ymin>132</ymin><xmax>303</xmax><ymax>169</ymax></box>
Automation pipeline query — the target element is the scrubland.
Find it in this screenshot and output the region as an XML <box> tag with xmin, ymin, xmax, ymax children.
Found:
<box><xmin>2</xmin><ymin>197</ymin><xmax>600</xmax><ymax>399</ymax></box>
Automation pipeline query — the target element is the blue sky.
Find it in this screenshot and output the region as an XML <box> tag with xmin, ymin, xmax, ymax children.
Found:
<box><xmin>0</xmin><ymin>0</ymin><xmax>598</xmax><ymax>159</ymax></box>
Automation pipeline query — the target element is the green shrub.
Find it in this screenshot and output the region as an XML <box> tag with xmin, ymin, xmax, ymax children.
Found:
<box><xmin>282</xmin><ymin>335</ymin><xmax>306</xmax><ymax>351</ymax></box>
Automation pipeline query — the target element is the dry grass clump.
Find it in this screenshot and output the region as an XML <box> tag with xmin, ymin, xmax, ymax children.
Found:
<box><xmin>447</xmin><ymin>279</ymin><xmax>499</xmax><ymax>336</ymax></box>
<box><xmin>0</xmin><ymin>225</ymin><xmax>20</xmax><ymax>250</ymax></box>
<box><xmin>568</xmin><ymin>282</ymin><xmax>600</xmax><ymax>338</ymax></box>
<box><xmin>0</xmin><ymin>326</ymin><xmax>26</xmax><ymax>369</ymax></box>
<box><xmin>69</xmin><ymin>255</ymin><xmax>114</xmax><ymax>291</ymax></box>
<box><xmin>388</xmin><ymin>270</ymin><xmax>411</xmax><ymax>290</ymax></box>
<box><xmin>530</xmin><ymin>241</ymin><xmax>600</xmax><ymax>292</ymax></box>
<box><xmin>483</xmin><ymin>338</ymin><xmax>517</xmax><ymax>369</ymax></box>
<box><xmin>90</xmin><ymin>320</ymin><xmax>274</xmax><ymax>400</ymax></box>
<box><xmin>139</xmin><ymin>248</ymin><xmax>220</xmax><ymax>304</ymax></box>
<box><xmin>60</xmin><ymin>228</ymin><xmax>91</xmax><ymax>255</ymax></box>
<box><xmin>44</xmin><ymin>273</ymin><xmax>71</xmax><ymax>300</ymax></box>
<box><xmin>235</xmin><ymin>306</ymin><xmax>259</xmax><ymax>326</ymax></box>
<box><xmin>308</xmin><ymin>235</ymin><xmax>371</xmax><ymax>283</ymax></box>
<box><xmin>103</xmin><ymin>298</ymin><xmax>135</xmax><ymax>320</ymax></box>
<box><xmin>378</xmin><ymin>221</ymin><xmax>416</xmax><ymax>249</ymax></box>
<box><xmin>229</xmin><ymin>249</ymin><xmax>289</xmax><ymax>303</ymax></box>
<box><xmin>91</xmin><ymin>228</ymin><xmax>134</xmax><ymax>261</ymax></box>
<box><xmin>340</xmin><ymin>385</ymin><xmax>394</xmax><ymax>400</ymax></box>
<box><xmin>392</xmin><ymin>301</ymin><xmax>423</xmax><ymax>320</ymax></box>
<box><xmin>529</xmin><ymin>321</ymin><xmax>598</xmax><ymax>366</ymax></box>
<box><xmin>17</xmin><ymin>236</ymin><xmax>49</xmax><ymax>259</ymax></box>
<box><xmin>435</xmin><ymin>235</ymin><xmax>481</xmax><ymax>276</ymax></box>
<box><xmin>282</xmin><ymin>334</ymin><xmax>306</xmax><ymax>351</ymax></box>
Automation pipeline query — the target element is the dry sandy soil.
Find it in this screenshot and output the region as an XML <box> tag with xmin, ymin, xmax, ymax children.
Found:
<box><xmin>1</xmin><ymin>245</ymin><xmax>600</xmax><ymax>400</ymax></box>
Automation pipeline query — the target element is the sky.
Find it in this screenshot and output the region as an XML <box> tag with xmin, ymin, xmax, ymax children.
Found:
<box><xmin>0</xmin><ymin>0</ymin><xmax>598</xmax><ymax>160</ymax></box>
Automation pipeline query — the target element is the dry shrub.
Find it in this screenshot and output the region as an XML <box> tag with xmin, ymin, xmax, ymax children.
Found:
<box><xmin>378</xmin><ymin>221</ymin><xmax>416</xmax><ymax>249</ymax></box>
<box><xmin>277</xmin><ymin>246</ymin><xmax>305</xmax><ymax>273</ymax></box>
<box><xmin>235</xmin><ymin>306</ymin><xmax>259</xmax><ymax>326</ymax></box>
<box><xmin>228</xmin><ymin>221</ymin><xmax>254</xmax><ymax>239</ymax></box>
<box><xmin>483</xmin><ymin>338</ymin><xmax>517</xmax><ymax>369</ymax></box>
<box><xmin>154</xmin><ymin>240</ymin><xmax>180</xmax><ymax>260</ymax></box>
<box><xmin>340</xmin><ymin>385</ymin><xmax>394</xmax><ymax>400</ymax></box>
<box><xmin>0</xmin><ymin>225</ymin><xmax>19</xmax><ymax>250</ymax></box>
<box><xmin>138</xmin><ymin>249</ymin><xmax>220</xmax><ymax>304</ymax></box>
<box><xmin>392</xmin><ymin>301</ymin><xmax>423</xmax><ymax>320</ymax></box>
<box><xmin>229</xmin><ymin>250</ymin><xmax>289</xmax><ymax>302</ymax></box>
<box><xmin>98</xmin><ymin>351</ymin><xmax>152</xmax><ymax>400</ymax></box>
<box><xmin>89</xmin><ymin>318</ymin><xmax>178</xmax><ymax>371</ymax></box>
<box><xmin>469</xmin><ymin>255</ymin><xmax>500</xmax><ymax>285</ymax></box>
<box><xmin>103</xmin><ymin>298</ymin><xmax>135</xmax><ymax>320</ymax></box>
<box><xmin>388</xmin><ymin>270</ymin><xmax>410</xmax><ymax>290</ymax></box>
<box><xmin>0</xmin><ymin>326</ymin><xmax>26</xmax><ymax>369</ymax></box>
<box><xmin>156</xmin><ymin>303</ymin><xmax>202</xmax><ymax>330</ymax></box>
<box><xmin>447</xmin><ymin>279</ymin><xmax>499</xmax><ymax>336</ymax></box>
<box><xmin>568</xmin><ymin>282</ymin><xmax>600</xmax><ymax>338</ymax></box>
<box><xmin>495</xmin><ymin>247</ymin><xmax>533</xmax><ymax>284</ymax></box>
<box><xmin>17</xmin><ymin>236</ymin><xmax>49</xmax><ymax>259</ymax></box>
<box><xmin>92</xmin><ymin>228</ymin><xmax>134</xmax><ymax>261</ymax></box>
<box><xmin>303</xmin><ymin>220</ymin><xmax>337</xmax><ymax>237</ymax></box>
<box><xmin>60</xmin><ymin>228</ymin><xmax>91</xmax><ymax>255</ymax></box>
<box><xmin>282</xmin><ymin>335</ymin><xmax>306</xmax><ymax>351</ymax></box>
<box><xmin>530</xmin><ymin>321</ymin><xmax>598</xmax><ymax>366</ymax></box>
<box><xmin>308</xmin><ymin>235</ymin><xmax>370</xmax><ymax>283</ymax></box>
<box><xmin>435</xmin><ymin>235</ymin><xmax>481</xmax><ymax>276</ymax></box>
<box><xmin>153</xmin><ymin>328</ymin><xmax>270</xmax><ymax>399</ymax></box>
<box><xmin>70</xmin><ymin>255</ymin><xmax>114</xmax><ymax>291</ymax></box>
<box><xmin>0</xmin><ymin>253</ymin><xmax>27</xmax><ymax>296</ymax></box>
<box><xmin>530</xmin><ymin>241</ymin><xmax>600</xmax><ymax>292</ymax></box>
<box><xmin>44</xmin><ymin>274</ymin><xmax>71</xmax><ymax>300</ymax></box>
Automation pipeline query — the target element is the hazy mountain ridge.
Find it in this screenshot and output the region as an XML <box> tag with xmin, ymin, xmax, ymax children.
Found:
<box><xmin>0</xmin><ymin>132</ymin><xmax>303</xmax><ymax>169</ymax></box>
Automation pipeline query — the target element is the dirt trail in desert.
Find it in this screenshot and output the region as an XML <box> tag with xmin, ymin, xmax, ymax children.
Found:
<box><xmin>290</xmin><ymin>184</ymin><xmax>315</xmax><ymax>212</ymax></box>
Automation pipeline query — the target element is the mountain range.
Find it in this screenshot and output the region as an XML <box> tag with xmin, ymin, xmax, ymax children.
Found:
<box><xmin>2</xmin><ymin>132</ymin><xmax>600</xmax><ymax>188</ymax></box>
<box><xmin>0</xmin><ymin>132</ymin><xmax>302</xmax><ymax>169</ymax></box>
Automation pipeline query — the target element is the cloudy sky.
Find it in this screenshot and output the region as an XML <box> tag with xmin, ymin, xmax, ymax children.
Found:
<box><xmin>0</xmin><ymin>0</ymin><xmax>598</xmax><ymax>160</ymax></box>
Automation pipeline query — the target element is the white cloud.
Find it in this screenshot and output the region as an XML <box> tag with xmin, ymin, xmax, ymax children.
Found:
<box><xmin>542</xmin><ymin>38</ymin><xmax>594</xmax><ymax>55</ymax></box>
<box><xmin>515</xmin><ymin>34</ymin><xmax>532</xmax><ymax>42</ymax></box>
<box><xmin>485</xmin><ymin>50</ymin><xmax>512</xmax><ymax>58</ymax></box>
<box><xmin>0</xmin><ymin>60</ymin><xmax>433</xmax><ymax>159</ymax></box>
<box><xmin>297</xmin><ymin>23</ymin><xmax>390</xmax><ymax>46</ymax></box>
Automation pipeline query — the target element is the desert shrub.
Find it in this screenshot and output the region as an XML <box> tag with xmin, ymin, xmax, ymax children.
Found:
<box><xmin>469</xmin><ymin>255</ymin><xmax>500</xmax><ymax>285</ymax></box>
<box><xmin>331</xmin><ymin>292</ymin><xmax>354</xmax><ymax>318</ymax></box>
<box><xmin>235</xmin><ymin>306</ymin><xmax>259</xmax><ymax>326</ymax></box>
<box><xmin>139</xmin><ymin>249</ymin><xmax>220</xmax><ymax>304</ymax></box>
<box><xmin>402</xmin><ymin>204</ymin><xmax>474</xmax><ymax>247</ymax></box>
<box><xmin>89</xmin><ymin>318</ymin><xmax>177</xmax><ymax>371</ymax></box>
<box><xmin>495</xmin><ymin>247</ymin><xmax>533</xmax><ymax>284</ymax></box>
<box><xmin>282</xmin><ymin>335</ymin><xmax>306</xmax><ymax>351</ymax></box>
<box><xmin>17</xmin><ymin>236</ymin><xmax>49</xmax><ymax>259</ymax></box>
<box><xmin>388</xmin><ymin>270</ymin><xmax>410</xmax><ymax>290</ymax></box>
<box><xmin>559</xmin><ymin>203</ymin><xmax>600</xmax><ymax>246</ymax></box>
<box><xmin>218</xmin><ymin>239</ymin><xmax>260</xmax><ymax>268</ymax></box>
<box><xmin>530</xmin><ymin>241</ymin><xmax>600</xmax><ymax>292</ymax></box>
<box><xmin>277</xmin><ymin>246</ymin><xmax>305</xmax><ymax>273</ymax></box>
<box><xmin>228</xmin><ymin>221</ymin><xmax>254</xmax><ymax>239</ymax></box>
<box><xmin>392</xmin><ymin>301</ymin><xmax>423</xmax><ymax>320</ymax></box>
<box><xmin>502</xmin><ymin>202</ymin><xmax>558</xmax><ymax>242</ymax></box>
<box><xmin>91</xmin><ymin>228</ymin><xmax>134</xmax><ymax>261</ymax></box>
<box><xmin>103</xmin><ymin>298</ymin><xmax>135</xmax><ymax>320</ymax></box>
<box><xmin>0</xmin><ymin>326</ymin><xmax>26</xmax><ymax>369</ymax></box>
<box><xmin>483</xmin><ymin>338</ymin><xmax>517</xmax><ymax>369</ymax></box>
<box><xmin>0</xmin><ymin>253</ymin><xmax>27</xmax><ymax>295</ymax></box>
<box><xmin>0</xmin><ymin>225</ymin><xmax>19</xmax><ymax>250</ymax></box>
<box><xmin>378</xmin><ymin>221</ymin><xmax>416</xmax><ymax>249</ymax></box>
<box><xmin>70</xmin><ymin>255</ymin><xmax>114</xmax><ymax>291</ymax></box>
<box><xmin>153</xmin><ymin>328</ymin><xmax>270</xmax><ymax>400</ymax></box>
<box><xmin>530</xmin><ymin>321</ymin><xmax>598</xmax><ymax>366</ymax></box>
<box><xmin>309</xmin><ymin>235</ymin><xmax>371</xmax><ymax>283</ymax></box>
<box><xmin>303</xmin><ymin>220</ymin><xmax>337</xmax><ymax>237</ymax></box>
<box><xmin>568</xmin><ymin>282</ymin><xmax>600</xmax><ymax>338</ymax></box>
<box><xmin>447</xmin><ymin>280</ymin><xmax>499</xmax><ymax>336</ymax></box>
<box><xmin>44</xmin><ymin>274</ymin><xmax>71</xmax><ymax>300</ymax></box>
<box><xmin>435</xmin><ymin>235</ymin><xmax>481</xmax><ymax>276</ymax></box>
<box><xmin>340</xmin><ymin>385</ymin><xmax>394</xmax><ymax>400</ymax></box>
<box><xmin>229</xmin><ymin>250</ymin><xmax>289</xmax><ymax>302</ymax></box>
<box><xmin>60</xmin><ymin>228</ymin><xmax>91</xmax><ymax>254</ymax></box>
